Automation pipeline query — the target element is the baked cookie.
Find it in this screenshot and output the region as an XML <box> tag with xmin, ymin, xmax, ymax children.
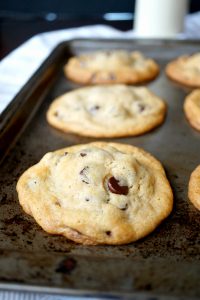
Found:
<box><xmin>184</xmin><ymin>89</ymin><xmax>200</xmax><ymax>131</ymax></box>
<box><xmin>188</xmin><ymin>165</ymin><xmax>200</xmax><ymax>211</ymax></box>
<box><xmin>166</xmin><ymin>53</ymin><xmax>200</xmax><ymax>87</ymax></box>
<box><xmin>47</xmin><ymin>85</ymin><xmax>166</xmax><ymax>138</ymax></box>
<box><xmin>16</xmin><ymin>142</ymin><xmax>173</xmax><ymax>245</ymax></box>
<box><xmin>64</xmin><ymin>50</ymin><xmax>159</xmax><ymax>85</ymax></box>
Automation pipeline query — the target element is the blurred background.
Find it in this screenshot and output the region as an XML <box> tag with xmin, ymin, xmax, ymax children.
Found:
<box><xmin>0</xmin><ymin>0</ymin><xmax>200</xmax><ymax>59</ymax></box>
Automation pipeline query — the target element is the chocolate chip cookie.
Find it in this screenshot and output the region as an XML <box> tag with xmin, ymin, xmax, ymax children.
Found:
<box><xmin>166</xmin><ymin>53</ymin><xmax>200</xmax><ymax>87</ymax></box>
<box><xmin>184</xmin><ymin>89</ymin><xmax>200</xmax><ymax>131</ymax></box>
<box><xmin>47</xmin><ymin>85</ymin><xmax>166</xmax><ymax>137</ymax></box>
<box><xmin>16</xmin><ymin>142</ymin><xmax>173</xmax><ymax>245</ymax></box>
<box><xmin>188</xmin><ymin>165</ymin><xmax>200</xmax><ymax>211</ymax></box>
<box><xmin>64</xmin><ymin>50</ymin><xmax>159</xmax><ymax>84</ymax></box>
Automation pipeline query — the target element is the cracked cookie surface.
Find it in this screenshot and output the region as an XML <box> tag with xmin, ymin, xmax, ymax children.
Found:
<box><xmin>188</xmin><ymin>165</ymin><xmax>200</xmax><ymax>211</ymax></box>
<box><xmin>47</xmin><ymin>85</ymin><xmax>166</xmax><ymax>137</ymax></box>
<box><xmin>166</xmin><ymin>53</ymin><xmax>200</xmax><ymax>87</ymax></box>
<box><xmin>184</xmin><ymin>89</ymin><xmax>200</xmax><ymax>131</ymax></box>
<box><xmin>16</xmin><ymin>142</ymin><xmax>173</xmax><ymax>245</ymax></box>
<box><xmin>64</xmin><ymin>50</ymin><xmax>159</xmax><ymax>84</ymax></box>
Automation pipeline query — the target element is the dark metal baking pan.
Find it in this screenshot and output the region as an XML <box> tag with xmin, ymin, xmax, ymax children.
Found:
<box><xmin>0</xmin><ymin>39</ymin><xmax>200</xmax><ymax>299</ymax></box>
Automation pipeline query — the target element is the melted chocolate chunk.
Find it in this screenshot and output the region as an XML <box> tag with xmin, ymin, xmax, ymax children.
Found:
<box><xmin>80</xmin><ymin>153</ymin><xmax>87</xmax><ymax>157</ymax></box>
<box><xmin>106</xmin><ymin>230</ymin><xmax>112</xmax><ymax>236</ymax></box>
<box><xmin>108</xmin><ymin>176</ymin><xmax>129</xmax><ymax>195</ymax></box>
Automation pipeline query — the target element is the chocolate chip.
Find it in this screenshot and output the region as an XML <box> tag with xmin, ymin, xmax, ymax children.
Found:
<box><xmin>80</xmin><ymin>153</ymin><xmax>87</xmax><ymax>157</ymax></box>
<box><xmin>90</xmin><ymin>105</ymin><xmax>100</xmax><ymax>115</ymax></box>
<box><xmin>105</xmin><ymin>231</ymin><xmax>112</xmax><ymax>236</ymax></box>
<box><xmin>54</xmin><ymin>111</ymin><xmax>58</xmax><ymax>117</ymax></box>
<box><xmin>55</xmin><ymin>201</ymin><xmax>61</xmax><ymax>207</ymax></box>
<box><xmin>138</xmin><ymin>103</ymin><xmax>145</xmax><ymax>112</ymax></box>
<box><xmin>82</xmin><ymin>180</ymin><xmax>89</xmax><ymax>185</ymax></box>
<box><xmin>80</xmin><ymin>166</ymin><xmax>89</xmax><ymax>184</ymax></box>
<box><xmin>64</xmin><ymin>152</ymin><xmax>68</xmax><ymax>156</ymax></box>
<box><xmin>85</xmin><ymin>198</ymin><xmax>90</xmax><ymax>201</ymax></box>
<box><xmin>80</xmin><ymin>166</ymin><xmax>89</xmax><ymax>175</ymax></box>
<box><xmin>107</xmin><ymin>176</ymin><xmax>129</xmax><ymax>195</ymax></box>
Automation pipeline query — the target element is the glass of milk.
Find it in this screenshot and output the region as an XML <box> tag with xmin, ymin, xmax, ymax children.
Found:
<box><xmin>134</xmin><ymin>0</ymin><xmax>189</xmax><ymax>38</ymax></box>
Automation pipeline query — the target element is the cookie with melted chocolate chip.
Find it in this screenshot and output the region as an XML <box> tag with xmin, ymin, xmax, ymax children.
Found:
<box><xmin>47</xmin><ymin>85</ymin><xmax>166</xmax><ymax>137</ymax></box>
<box><xmin>16</xmin><ymin>142</ymin><xmax>173</xmax><ymax>245</ymax></box>
<box><xmin>64</xmin><ymin>50</ymin><xmax>159</xmax><ymax>85</ymax></box>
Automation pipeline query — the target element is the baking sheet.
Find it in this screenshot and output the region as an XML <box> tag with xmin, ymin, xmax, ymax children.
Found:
<box><xmin>0</xmin><ymin>39</ymin><xmax>200</xmax><ymax>299</ymax></box>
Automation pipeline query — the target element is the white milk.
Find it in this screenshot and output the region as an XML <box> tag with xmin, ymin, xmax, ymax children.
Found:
<box><xmin>134</xmin><ymin>0</ymin><xmax>189</xmax><ymax>38</ymax></box>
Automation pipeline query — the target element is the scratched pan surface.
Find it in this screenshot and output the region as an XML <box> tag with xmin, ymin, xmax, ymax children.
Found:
<box><xmin>0</xmin><ymin>39</ymin><xmax>200</xmax><ymax>299</ymax></box>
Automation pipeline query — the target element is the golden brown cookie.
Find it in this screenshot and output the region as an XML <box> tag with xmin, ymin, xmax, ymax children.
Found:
<box><xmin>16</xmin><ymin>142</ymin><xmax>173</xmax><ymax>245</ymax></box>
<box><xmin>184</xmin><ymin>89</ymin><xmax>200</xmax><ymax>131</ymax></box>
<box><xmin>64</xmin><ymin>50</ymin><xmax>159</xmax><ymax>85</ymax></box>
<box><xmin>166</xmin><ymin>53</ymin><xmax>200</xmax><ymax>87</ymax></box>
<box><xmin>47</xmin><ymin>85</ymin><xmax>166</xmax><ymax>138</ymax></box>
<box><xmin>188</xmin><ymin>165</ymin><xmax>200</xmax><ymax>211</ymax></box>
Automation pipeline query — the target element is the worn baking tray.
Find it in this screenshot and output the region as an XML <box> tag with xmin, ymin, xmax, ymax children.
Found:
<box><xmin>0</xmin><ymin>39</ymin><xmax>200</xmax><ymax>299</ymax></box>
